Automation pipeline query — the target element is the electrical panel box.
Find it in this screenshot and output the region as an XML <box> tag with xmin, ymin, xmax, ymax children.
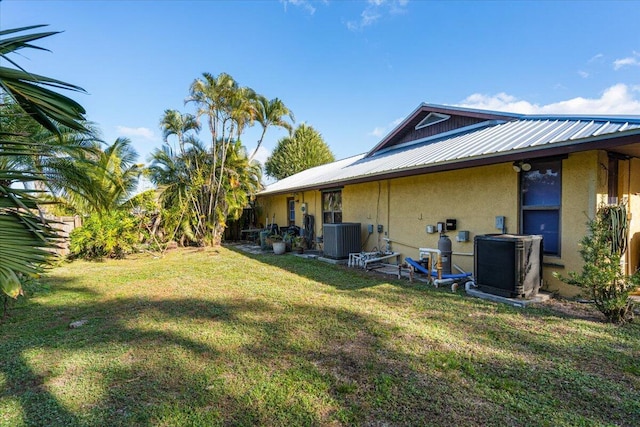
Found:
<box><xmin>457</xmin><ymin>230</ymin><xmax>470</xmax><ymax>242</ymax></box>
<box><xmin>367</xmin><ymin>224</ymin><xmax>374</xmax><ymax>234</ymax></box>
<box><xmin>495</xmin><ymin>216</ymin><xmax>505</xmax><ymax>230</ymax></box>
<box><xmin>446</xmin><ymin>219</ymin><xmax>457</xmax><ymax>231</ymax></box>
<box><xmin>377</xmin><ymin>224</ymin><xmax>383</xmax><ymax>233</ymax></box>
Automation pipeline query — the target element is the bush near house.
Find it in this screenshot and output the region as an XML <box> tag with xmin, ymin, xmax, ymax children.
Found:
<box><xmin>556</xmin><ymin>204</ymin><xmax>638</xmax><ymax>324</ymax></box>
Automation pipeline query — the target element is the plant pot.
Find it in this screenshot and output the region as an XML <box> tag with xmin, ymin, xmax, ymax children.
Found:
<box><xmin>272</xmin><ymin>241</ymin><xmax>286</xmax><ymax>255</ymax></box>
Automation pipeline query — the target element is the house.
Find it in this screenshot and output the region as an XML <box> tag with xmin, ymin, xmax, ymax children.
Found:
<box><xmin>256</xmin><ymin>103</ymin><xmax>640</xmax><ymax>296</ymax></box>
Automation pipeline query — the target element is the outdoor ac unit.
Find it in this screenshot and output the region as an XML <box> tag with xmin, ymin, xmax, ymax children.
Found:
<box><xmin>300</xmin><ymin>202</ymin><xmax>308</xmax><ymax>214</ymax></box>
<box><xmin>474</xmin><ymin>234</ymin><xmax>543</xmax><ymax>299</ymax></box>
<box><xmin>322</xmin><ymin>223</ymin><xmax>361</xmax><ymax>259</ymax></box>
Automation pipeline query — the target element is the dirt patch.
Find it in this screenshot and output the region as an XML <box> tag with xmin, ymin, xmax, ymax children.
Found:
<box><xmin>537</xmin><ymin>298</ymin><xmax>605</xmax><ymax>322</ymax></box>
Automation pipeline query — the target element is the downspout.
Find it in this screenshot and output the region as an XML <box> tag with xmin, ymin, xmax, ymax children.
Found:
<box><xmin>627</xmin><ymin>160</ymin><xmax>632</xmax><ymax>276</ymax></box>
<box><xmin>387</xmin><ymin>179</ymin><xmax>391</xmax><ymax>242</ymax></box>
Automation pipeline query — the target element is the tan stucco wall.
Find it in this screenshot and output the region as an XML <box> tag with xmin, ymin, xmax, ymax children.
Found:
<box><xmin>258</xmin><ymin>193</ymin><xmax>288</xmax><ymax>229</ymax></box>
<box><xmin>256</xmin><ymin>190</ymin><xmax>323</xmax><ymax>236</ymax></box>
<box><xmin>257</xmin><ymin>151</ymin><xmax>613</xmax><ymax>297</ymax></box>
<box><xmin>621</xmin><ymin>157</ymin><xmax>640</xmax><ymax>276</ymax></box>
<box><xmin>549</xmin><ymin>151</ymin><xmax>600</xmax><ymax>296</ymax></box>
<box><xmin>344</xmin><ymin>164</ymin><xmax>516</xmax><ymax>272</ymax></box>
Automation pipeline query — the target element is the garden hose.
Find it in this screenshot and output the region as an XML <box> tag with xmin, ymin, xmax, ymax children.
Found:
<box><xmin>599</xmin><ymin>203</ymin><xmax>628</xmax><ymax>255</ymax></box>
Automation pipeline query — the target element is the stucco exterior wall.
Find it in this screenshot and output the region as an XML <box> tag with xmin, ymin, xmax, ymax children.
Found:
<box><xmin>257</xmin><ymin>151</ymin><xmax>608</xmax><ymax>297</ymax></box>
<box><xmin>547</xmin><ymin>151</ymin><xmax>599</xmax><ymax>296</ymax></box>
<box><xmin>621</xmin><ymin>157</ymin><xmax>640</xmax><ymax>276</ymax></box>
<box><xmin>343</xmin><ymin>163</ymin><xmax>516</xmax><ymax>273</ymax></box>
<box><xmin>256</xmin><ymin>190</ymin><xmax>323</xmax><ymax>236</ymax></box>
<box><xmin>258</xmin><ymin>193</ymin><xmax>288</xmax><ymax>229</ymax></box>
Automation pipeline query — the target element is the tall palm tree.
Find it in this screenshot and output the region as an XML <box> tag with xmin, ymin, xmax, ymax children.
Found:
<box><xmin>149</xmin><ymin>138</ymin><xmax>211</xmax><ymax>245</ymax></box>
<box><xmin>1</xmin><ymin>25</ymin><xmax>88</xmax><ymax>299</ymax></box>
<box><xmin>149</xmin><ymin>135</ymin><xmax>263</xmax><ymax>247</ymax></box>
<box><xmin>185</xmin><ymin>73</ymin><xmax>258</xmax><ymax>244</ymax></box>
<box><xmin>159</xmin><ymin>109</ymin><xmax>200</xmax><ymax>155</ymax></box>
<box><xmin>223</xmin><ymin>141</ymin><xmax>263</xmax><ymax>223</ymax></box>
<box><xmin>249</xmin><ymin>95</ymin><xmax>294</xmax><ymax>162</ymax></box>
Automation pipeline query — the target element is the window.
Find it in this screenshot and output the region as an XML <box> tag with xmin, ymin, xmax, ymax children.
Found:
<box><xmin>520</xmin><ymin>159</ymin><xmax>561</xmax><ymax>256</ymax></box>
<box><xmin>287</xmin><ymin>197</ymin><xmax>295</xmax><ymax>226</ymax></box>
<box><xmin>322</xmin><ymin>190</ymin><xmax>342</xmax><ymax>224</ymax></box>
<box><xmin>415</xmin><ymin>112</ymin><xmax>450</xmax><ymax>130</ymax></box>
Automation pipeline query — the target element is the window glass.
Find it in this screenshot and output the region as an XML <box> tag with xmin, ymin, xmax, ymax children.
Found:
<box><xmin>523</xmin><ymin>210</ymin><xmax>559</xmax><ymax>255</ymax></box>
<box><xmin>522</xmin><ymin>162</ymin><xmax>561</xmax><ymax>207</ymax></box>
<box><xmin>322</xmin><ymin>190</ymin><xmax>342</xmax><ymax>224</ymax></box>
<box><xmin>520</xmin><ymin>159</ymin><xmax>562</xmax><ymax>256</ymax></box>
<box><xmin>288</xmin><ymin>199</ymin><xmax>295</xmax><ymax>222</ymax></box>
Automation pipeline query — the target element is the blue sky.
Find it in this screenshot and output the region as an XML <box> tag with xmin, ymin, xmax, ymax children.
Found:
<box><xmin>2</xmin><ymin>0</ymin><xmax>640</xmax><ymax>170</ymax></box>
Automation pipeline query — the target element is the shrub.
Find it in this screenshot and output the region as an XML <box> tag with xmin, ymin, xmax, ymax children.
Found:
<box><xmin>70</xmin><ymin>211</ymin><xmax>140</xmax><ymax>260</ymax></box>
<box><xmin>555</xmin><ymin>204</ymin><xmax>638</xmax><ymax>324</ymax></box>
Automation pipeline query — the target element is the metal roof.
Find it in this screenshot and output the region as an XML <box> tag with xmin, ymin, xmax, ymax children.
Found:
<box><xmin>260</xmin><ymin>114</ymin><xmax>640</xmax><ymax>196</ymax></box>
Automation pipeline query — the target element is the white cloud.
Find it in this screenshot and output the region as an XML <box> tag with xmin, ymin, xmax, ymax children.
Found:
<box><xmin>281</xmin><ymin>0</ymin><xmax>316</xmax><ymax>15</ymax></box>
<box><xmin>368</xmin><ymin>117</ymin><xmax>404</xmax><ymax>138</ymax></box>
<box><xmin>457</xmin><ymin>84</ymin><xmax>640</xmax><ymax>115</ymax></box>
<box><xmin>368</xmin><ymin>126</ymin><xmax>386</xmax><ymax>138</ymax></box>
<box><xmin>248</xmin><ymin>145</ymin><xmax>272</xmax><ymax>166</ymax></box>
<box><xmin>578</xmin><ymin>70</ymin><xmax>589</xmax><ymax>79</ymax></box>
<box><xmin>613</xmin><ymin>51</ymin><xmax>640</xmax><ymax>70</ymax></box>
<box><xmin>588</xmin><ymin>53</ymin><xmax>604</xmax><ymax>63</ymax></box>
<box><xmin>347</xmin><ymin>0</ymin><xmax>408</xmax><ymax>31</ymax></box>
<box><xmin>116</xmin><ymin>126</ymin><xmax>156</xmax><ymax>140</ymax></box>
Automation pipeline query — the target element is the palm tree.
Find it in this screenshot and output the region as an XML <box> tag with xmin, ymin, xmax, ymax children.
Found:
<box><xmin>185</xmin><ymin>73</ymin><xmax>258</xmax><ymax>244</ymax></box>
<box><xmin>159</xmin><ymin>109</ymin><xmax>200</xmax><ymax>155</ymax></box>
<box><xmin>2</xmin><ymin>99</ymin><xmax>102</xmax><ymax>197</ymax></box>
<box><xmin>220</xmin><ymin>141</ymin><xmax>263</xmax><ymax>224</ymax></box>
<box><xmin>1</xmin><ymin>25</ymin><xmax>88</xmax><ymax>299</ymax></box>
<box><xmin>249</xmin><ymin>95</ymin><xmax>294</xmax><ymax>162</ymax></box>
<box><xmin>149</xmin><ymin>134</ymin><xmax>263</xmax><ymax>247</ymax></box>
<box><xmin>51</xmin><ymin>137</ymin><xmax>142</xmax><ymax>215</ymax></box>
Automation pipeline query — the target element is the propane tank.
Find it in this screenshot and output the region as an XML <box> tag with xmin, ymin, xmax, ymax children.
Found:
<box><xmin>438</xmin><ymin>234</ymin><xmax>452</xmax><ymax>275</ymax></box>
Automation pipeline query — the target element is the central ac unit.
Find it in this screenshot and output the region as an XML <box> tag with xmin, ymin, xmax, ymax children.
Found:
<box><xmin>474</xmin><ymin>234</ymin><xmax>543</xmax><ymax>299</ymax></box>
<box><xmin>322</xmin><ymin>223</ymin><xmax>361</xmax><ymax>259</ymax></box>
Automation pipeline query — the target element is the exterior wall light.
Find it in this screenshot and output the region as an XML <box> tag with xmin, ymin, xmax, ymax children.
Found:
<box><xmin>512</xmin><ymin>161</ymin><xmax>532</xmax><ymax>172</ymax></box>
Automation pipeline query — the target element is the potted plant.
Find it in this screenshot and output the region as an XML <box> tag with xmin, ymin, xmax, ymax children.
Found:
<box><xmin>282</xmin><ymin>231</ymin><xmax>295</xmax><ymax>252</ymax></box>
<box><xmin>270</xmin><ymin>233</ymin><xmax>286</xmax><ymax>255</ymax></box>
<box><xmin>293</xmin><ymin>236</ymin><xmax>306</xmax><ymax>254</ymax></box>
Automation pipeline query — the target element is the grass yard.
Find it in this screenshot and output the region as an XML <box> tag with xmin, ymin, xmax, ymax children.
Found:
<box><xmin>1</xmin><ymin>246</ymin><xmax>639</xmax><ymax>426</ymax></box>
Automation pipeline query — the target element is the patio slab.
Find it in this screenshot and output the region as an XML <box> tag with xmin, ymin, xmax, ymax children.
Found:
<box><xmin>465</xmin><ymin>287</ymin><xmax>552</xmax><ymax>307</ymax></box>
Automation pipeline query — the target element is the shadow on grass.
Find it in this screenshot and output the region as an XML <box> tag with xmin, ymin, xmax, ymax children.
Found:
<box><xmin>1</xmin><ymin>250</ymin><xmax>639</xmax><ymax>426</ymax></box>
<box><xmin>225</xmin><ymin>245</ymin><xmax>412</xmax><ymax>292</ymax></box>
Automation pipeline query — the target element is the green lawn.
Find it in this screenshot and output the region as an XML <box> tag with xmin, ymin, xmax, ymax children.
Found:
<box><xmin>1</xmin><ymin>247</ymin><xmax>639</xmax><ymax>426</ymax></box>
